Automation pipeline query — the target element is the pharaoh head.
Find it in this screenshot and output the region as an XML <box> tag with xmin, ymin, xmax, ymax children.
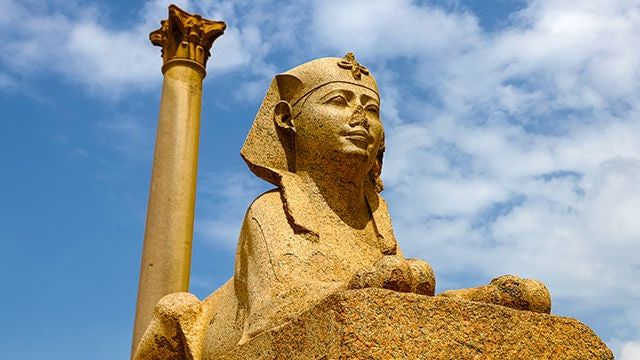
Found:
<box><xmin>241</xmin><ymin>52</ymin><xmax>385</xmax><ymax>192</ymax></box>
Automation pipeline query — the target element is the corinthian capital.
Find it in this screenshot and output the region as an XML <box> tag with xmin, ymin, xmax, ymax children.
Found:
<box><xmin>150</xmin><ymin>4</ymin><xmax>226</xmax><ymax>76</ymax></box>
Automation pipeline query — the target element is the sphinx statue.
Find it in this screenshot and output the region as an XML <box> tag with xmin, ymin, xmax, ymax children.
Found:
<box><xmin>133</xmin><ymin>53</ymin><xmax>552</xmax><ymax>360</ymax></box>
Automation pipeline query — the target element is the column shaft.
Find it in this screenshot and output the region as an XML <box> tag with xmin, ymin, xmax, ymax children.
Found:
<box><xmin>131</xmin><ymin>5</ymin><xmax>225</xmax><ymax>355</ymax></box>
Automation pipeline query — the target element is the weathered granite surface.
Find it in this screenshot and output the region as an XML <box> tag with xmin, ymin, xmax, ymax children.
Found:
<box><xmin>218</xmin><ymin>288</ymin><xmax>612</xmax><ymax>360</ymax></box>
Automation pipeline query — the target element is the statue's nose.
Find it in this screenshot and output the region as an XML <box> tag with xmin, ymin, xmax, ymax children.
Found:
<box><xmin>349</xmin><ymin>105</ymin><xmax>369</xmax><ymax>129</ymax></box>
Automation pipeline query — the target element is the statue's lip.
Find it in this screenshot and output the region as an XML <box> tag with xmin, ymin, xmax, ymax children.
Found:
<box><xmin>344</xmin><ymin>128</ymin><xmax>372</xmax><ymax>141</ymax></box>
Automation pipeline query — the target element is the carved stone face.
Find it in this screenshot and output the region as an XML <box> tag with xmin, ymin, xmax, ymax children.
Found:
<box><xmin>291</xmin><ymin>82</ymin><xmax>383</xmax><ymax>173</ymax></box>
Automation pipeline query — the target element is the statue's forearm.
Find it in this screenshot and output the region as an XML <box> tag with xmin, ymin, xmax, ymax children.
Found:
<box><xmin>438</xmin><ymin>274</ymin><xmax>552</xmax><ymax>314</ymax></box>
<box><xmin>133</xmin><ymin>292</ymin><xmax>212</xmax><ymax>360</ymax></box>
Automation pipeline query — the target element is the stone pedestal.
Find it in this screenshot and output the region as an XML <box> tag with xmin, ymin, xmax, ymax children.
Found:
<box><xmin>219</xmin><ymin>288</ymin><xmax>612</xmax><ymax>359</ymax></box>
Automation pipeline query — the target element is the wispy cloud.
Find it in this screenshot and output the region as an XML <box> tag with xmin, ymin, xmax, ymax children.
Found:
<box><xmin>195</xmin><ymin>170</ymin><xmax>269</xmax><ymax>249</ymax></box>
<box><xmin>97</xmin><ymin>114</ymin><xmax>154</xmax><ymax>161</ymax></box>
<box><xmin>619</xmin><ymin>338</ymin><xmax>640</xmax><ymax>360</ymax></box>
<box><xmin>0</xmin><ymin>0</ymin><xmax>289</xmax><ymax>97</ymax></box>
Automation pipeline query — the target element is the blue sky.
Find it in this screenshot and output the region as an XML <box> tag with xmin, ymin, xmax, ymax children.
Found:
<box><xmin>2</xmin><ymin>0</ymin><xmax>640</xmax><ymax>358</ymax></box>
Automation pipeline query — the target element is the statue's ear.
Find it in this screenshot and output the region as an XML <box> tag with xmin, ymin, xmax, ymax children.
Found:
<box><xmin>274</xmin><ymin>100</ymin><xmax>295</xmax><ymax>133</ymax></box>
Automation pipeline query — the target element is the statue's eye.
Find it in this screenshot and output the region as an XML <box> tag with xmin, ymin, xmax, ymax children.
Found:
<box><xmin>326</xmin><ymin>95</ymin><xmax>348</xmax><ymax>106</ymax></box>
<box><xmin>365</xmin><ymin>104</ymin><xmax>379</xmax><ymax>115</ymax></box>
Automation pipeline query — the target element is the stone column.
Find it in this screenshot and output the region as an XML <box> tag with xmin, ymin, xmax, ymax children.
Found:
<box><xmin>132</xmin><ymin>4</ymin><xmax>225</xmax><ymax>354</ymax></box>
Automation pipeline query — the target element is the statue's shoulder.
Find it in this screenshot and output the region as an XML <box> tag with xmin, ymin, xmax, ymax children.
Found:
<box><xmin>243</xmin><ymin>188</ymin><xmax>291</xmax><ymax>234</ymax></box>
<box><xmin>237</xmin><ymin>188</ymin><xmax>297</xmax><ymax>267</ymax></box>
<box><xmin>247</xmin><ymin>188</ymin><xmax>283</xmax><ymax>215</ymax></box>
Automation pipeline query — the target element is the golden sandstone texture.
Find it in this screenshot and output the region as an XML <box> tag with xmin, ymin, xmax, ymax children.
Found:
<box><xmin>219</xmin><ymin>289</ymin><xmax>613</xmax><ymax>360</ymax></box>
<box><xmin>134</xmin><ymin>52</ymin><xmax>612</xmax><ymax>359</ymax></box>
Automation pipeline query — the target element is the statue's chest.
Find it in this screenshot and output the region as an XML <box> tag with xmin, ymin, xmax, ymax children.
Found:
<box><xmin>273</xmin><ymin>222</ymin><xmax>382</xmax><ymax>282</ymax></box>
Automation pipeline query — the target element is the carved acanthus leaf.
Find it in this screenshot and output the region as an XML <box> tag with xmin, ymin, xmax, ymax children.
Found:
<box><xmin>150</xmin><ymin>5</ymin><xmax>226</xmax><ymax>71</ymax></box>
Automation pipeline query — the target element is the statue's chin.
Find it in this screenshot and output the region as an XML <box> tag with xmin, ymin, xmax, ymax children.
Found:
<box><xmin>296</xmin><ymin>139</ymin><xmax>375</xmax><ymax>178</ymax></box>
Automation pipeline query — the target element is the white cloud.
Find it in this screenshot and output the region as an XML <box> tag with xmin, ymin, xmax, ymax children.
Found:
<box><xmin>0</xmin><ymin>0</ymin><xmax>292</xmax><ymax>97</ymax></box>
<box><xmin>620</xmin><ymin>340</ymin><xmax>640</xmax><ymax>360</ymax></box>
<box><xmin>313</xmin><ymin>0</ymin><xmax>481</xmax><ymax>60</ymax></box>
<box><xmin>65</xmin><ymin>21</ymin><xmax>160</xmax><ymax>93</ymax></box>
<box><xmin>0</xmin><ymin>0</ymin><xmax>162</xmax><ymax>96</ymax></box>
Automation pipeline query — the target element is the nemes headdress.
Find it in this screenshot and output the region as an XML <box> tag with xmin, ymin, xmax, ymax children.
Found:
<box><xmin>241</xmin><ymin>52</ymin><xmax>382</xmax><ymax>185</ymax></box>
<box><xmin>240</xmin><ymin>53</ymin><xmax>396</xmax><ymax>254</ymax></box>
